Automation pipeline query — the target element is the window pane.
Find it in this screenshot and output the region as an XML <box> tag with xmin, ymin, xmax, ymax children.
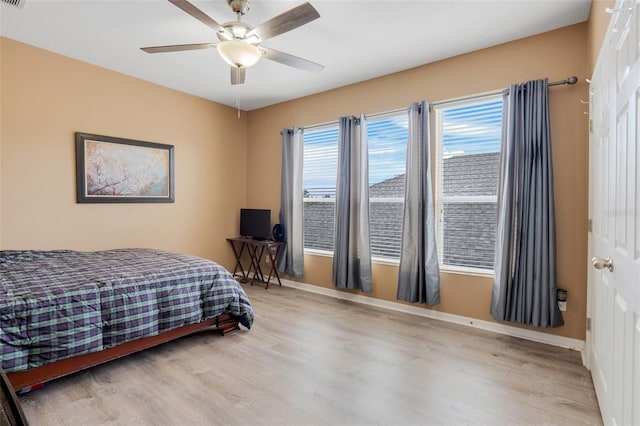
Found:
<box><xmin>368</xmin><ymin>114</ymin><xmax>408</xmax><ymax>188</ymax></box>
<box><xmin>436</xmin><ymin>97</ymin><xmax>503</xmax><ymax>272</ymax></box>
<box><xmin>441</xmin><ymin>202</ymin><xmax>497</xmax><ymax>270</ymax></box>
<box><xmin>442</xmin><ymin>100</ymin><xmax>502</xmax><ymax>156</ymax></box>
<box><xmin>303</xmin><ymin>125</ymin><xmax>338</xmax><ymax>251</ymax></box>
<box><xmin>303</xmin><ymin>126</ymin><xmax>338</xmax><ymax>198</ymax></box>
<box><xmin>303</xmin><ymin>200</ymin><xmax>335</xmax><ymax>252</ymax></box>
<box><xmin>302</xmin><ymin>112</ymin><xmax>408</xmax><ymax>259</ymax></box>
<box><xmin>443</xmin><ymin>152</ymin><xmax>500</xmax><ymax>196</ymax></box>
<box><xmin>368</xmin><ymin>112</ymin><xmax>407</xmax><ymax>259</ymax></box>
<box><xmin>441</xmin><ymin>99</ymin><xmax>501</xmax><ymax>198</ymax></box>
<box><xmin>370</xmin><ymin>200</ymin><xmax>404</xmax><ymax>259</ymax></box>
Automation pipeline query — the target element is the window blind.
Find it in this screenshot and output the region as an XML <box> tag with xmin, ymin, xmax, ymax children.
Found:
<box><xmin>303</xmin><ymin>124</ymin><xmax>338</xmax><ymax>252</ymax></box>
<box><xmin>367</xmin><ymin>112</ymin><xmax>408</xmax><ymax>259</ymax></box>
<box><xmin>435</xmin><ymin>97</ymin><xmax>503</xmax><ymax>271</ymax></box>
<box><xmin>302</xmin><ymin>112</ymin><xmax>408</xmax><ymax>259</ymax></box>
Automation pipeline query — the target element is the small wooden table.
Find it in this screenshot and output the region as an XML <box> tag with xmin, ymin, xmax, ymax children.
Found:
<box><xmin>226</xmin><ymin>237</ymin><xmax>285</xmax><ymax>289</ymax></box>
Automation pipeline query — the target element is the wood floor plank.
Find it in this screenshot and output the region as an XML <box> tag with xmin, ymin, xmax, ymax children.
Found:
<box><xmin>19</xmin><ymin>285</ymin><xmax>602</xmax><ymax>425</ymax></box>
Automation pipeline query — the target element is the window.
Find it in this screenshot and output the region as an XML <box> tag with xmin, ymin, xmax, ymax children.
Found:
<box><xmin>434</xmin><ymin>97</ymin><xmax>503</xmax><ymax>273</ymax></box>
<box><xmin>367</xmin><ymin>113</ymin><xmax>408</xmax><ymax>259</ymax></box>
<box><xmin>302</xmin><ymin>124</ymin><xmax>338</xmax><ymax>252</ymax></box>
<box><xmin>302</xmin><ymin>112</ymin><xmax>408</xmax><ymax>260</ymax></box>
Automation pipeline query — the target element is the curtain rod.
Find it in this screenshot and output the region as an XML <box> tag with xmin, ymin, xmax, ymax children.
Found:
<box><xmin>430</xmin><ymin>76</ymin><xmax>578</xmax><ymax>108</ymax></box>
<box><xmin>303</xmin><ymin>76</ymin><xmax>578</xmax><ymax>129</ymax></box>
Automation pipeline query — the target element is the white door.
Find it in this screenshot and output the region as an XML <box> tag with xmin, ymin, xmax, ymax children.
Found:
<box><xmin>587</xmin><ymin>1</ymin><xmax>640</xmax><ymax>425</ymax></box>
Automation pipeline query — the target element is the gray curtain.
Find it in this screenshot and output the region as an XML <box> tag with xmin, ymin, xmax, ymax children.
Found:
<box><xmin>490</xmin><ymin>79</ymin><xmax>563</xmax><ymax>327</ymax></box>
<box><xmin>397</xmin><ymin>101</ymin><xmax>440</xmax><ymax>305</ymax></box>
<box><xmin>278</xmin><ymin>127</ymin><xmax>304</xmax><ymax>277</ymax></box>
<box><xmin>332</xmin><ymin>115</ymin><xmax>373</xmax><ymax>292</ymax></box>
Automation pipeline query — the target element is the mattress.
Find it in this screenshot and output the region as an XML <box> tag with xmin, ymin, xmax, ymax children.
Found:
<box><xmin>0</xmin><ymin>248</ymin><xmax>254</xmax><ymax>373</ymax></box>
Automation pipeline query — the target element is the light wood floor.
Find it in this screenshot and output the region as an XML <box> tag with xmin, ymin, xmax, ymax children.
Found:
<box><xmin>19</xmin><ymin>284</ymin><xmax>602</xmax><ymax>425</ymax></box>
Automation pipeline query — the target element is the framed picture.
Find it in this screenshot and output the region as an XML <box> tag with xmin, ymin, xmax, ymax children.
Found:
<box><xmin>75</xmin><ymin>132</ymin><xmax>175</xmax><ymax>203</ymax></box>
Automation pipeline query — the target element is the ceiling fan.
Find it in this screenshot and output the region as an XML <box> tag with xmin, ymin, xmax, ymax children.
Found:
<box><xmin>141</xmin><ymin>0</ymin><xmax>324</xmax><ymax>85</ymax></box>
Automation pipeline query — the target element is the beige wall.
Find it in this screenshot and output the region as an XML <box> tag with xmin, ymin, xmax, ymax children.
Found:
<box><xmin>0</xmin><ymin>37</ymin><xmax>247</xmax><ymax>268</ymax></box>
<box><xmin>246</xmin><ymin>23</ymin><xmax>591</xmax><ymax>340</ymax></box>
<box><xmin>0</xmin><ymin>10</ymin><xmax>614</xmax><ymax>341</ymax></box>
<box><xmin>0</xmin><ymin>44</ymin><xmax>3</xmax><ymax>249</ymax></box>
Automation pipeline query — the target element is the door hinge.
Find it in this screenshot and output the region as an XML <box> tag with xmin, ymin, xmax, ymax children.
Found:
<box><xmin>586</xmin><ymin>317</ymin><xmax>592</xmax><ymax>331</ymax></box>
<box><xmin>589</xmin><ymin>119</ymin><xmax>593</xmax><ymax>133</ymax></box>
<box><xmin>588</xmin><ymin>219</ymin><xmax>593</xmax><ymax>232</ymax></box>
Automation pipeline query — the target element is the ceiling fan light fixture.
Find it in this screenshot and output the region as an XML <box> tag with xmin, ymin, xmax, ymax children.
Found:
<box><xmin>217</xmin><ymin>40</ymin><xmax>262</xmax><ymax>68</ymax></box>
<box><xmin>217</xmin><ymin>30</ymin><xmax>233</xmax><ymax>41</ymax></box>
<box><xmin>144</xmin><ymin>0</ymin><xmax>323</xmax><ymax>85</ymax></box>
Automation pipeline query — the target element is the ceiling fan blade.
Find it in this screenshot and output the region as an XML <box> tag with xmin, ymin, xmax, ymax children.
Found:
<box><xmin>168</xmin><ymin>0</ymin><xmax>232</xmax><ymax>38</ymax></box>
<box><xmin>261</xmin><ymin>47</ymin><xmax>324</xmax><ymax>73</ymax></box>
<box><xmin>247</xmin><ymin>2</ymin><xmax>320</xmax><ymax>42</ymax></box>
<box><xmin>231</xmin><ymin>67</ymin><xmax>246</xmax><ymax>85</ymax></box>
<box><xmin>141</xmin><ymin>43</ymin><xmax>217</xmax><ymax>53</ymax></box>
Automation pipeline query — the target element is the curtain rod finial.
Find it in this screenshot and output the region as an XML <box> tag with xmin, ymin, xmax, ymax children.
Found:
<box><xmin>567</xmin><ymin>76</ymin><xmax>578</xmax><ymax>85</ymax></box>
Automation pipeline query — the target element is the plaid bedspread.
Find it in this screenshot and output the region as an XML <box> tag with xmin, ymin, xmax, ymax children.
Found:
<box><xmin>0</xmin><ymin>248</ymin><xmax>254</xmax><ymax>373</ymax></box>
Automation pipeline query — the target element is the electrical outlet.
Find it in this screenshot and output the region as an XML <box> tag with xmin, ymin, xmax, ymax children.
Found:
<box><xmin>558</xmin><ymin>301</ymin><xmax>567</xmax><ymax>312</ymax></box>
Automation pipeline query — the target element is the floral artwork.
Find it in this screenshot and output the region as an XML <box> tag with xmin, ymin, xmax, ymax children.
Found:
<box><xmin>76</xmin><ymin>133</ymin><xmax>174</xmax><ymax>203</ymax></box>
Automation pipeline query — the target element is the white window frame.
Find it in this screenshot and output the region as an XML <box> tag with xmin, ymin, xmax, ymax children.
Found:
<box><xmin>433</xmin><ymin>95</ymin><xmax>503</xmax><ymax>276</ymax></box>
<box><xmin>366</xmin><ymin>110</ymin><xmax>408</xmax><ymax>262</ymax></box>
<box><xmin>302</xmin><ymin>122</ymin><xmax>338</xmax><ymax>256</ymax></box>
<box><xmin>301</xmin><ymin>110</ymin><xmax>408</xmax><ymax>262</ymax></box>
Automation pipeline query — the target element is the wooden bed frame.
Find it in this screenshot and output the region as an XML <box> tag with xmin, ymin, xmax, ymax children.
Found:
<box><xmin>1</xmin><ymin>368</ymin><xmax>27</xmax><ymax>425</ymax></box>
<box><xmin>6</xmin><ymin>313</ymin><xmax>240</xmax><ymax>392</ymax></box>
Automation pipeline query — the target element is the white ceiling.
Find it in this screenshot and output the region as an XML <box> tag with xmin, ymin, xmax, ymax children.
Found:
<box><xmin>1</xmin><ymin>0</ymin><xmax>592</xmax><ymax>111</ymax></box>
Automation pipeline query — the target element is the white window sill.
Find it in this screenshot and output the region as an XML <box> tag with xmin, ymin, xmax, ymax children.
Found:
<box><xmin>303</xmin><ymin>249</ymin><xmax>399</xmax><ymax>266</ymax></box>
<box><xmin>439</xmin><ymin>265</ymin><xmax>494</xmax><ymax>278</ymax></box>
<box><xmin>303</xmin><ymin>248</ymin><xmax>333</xmax><ymax>258</ymax></box>
<box><xmin>304</xmin><ymin>250</ymin><xmax>494</xmax><ymax>278</ymax></box>
<box><xmin>371</xmin><ymin>256</ymin><xmax>400</xmax><ymax>266</ymax></box>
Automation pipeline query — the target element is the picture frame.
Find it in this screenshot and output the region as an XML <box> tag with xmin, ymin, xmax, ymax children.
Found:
<box><xmin>75</xmin><ymin>132</ymin><xmax>175</xmax><ymax>203</ymax></box>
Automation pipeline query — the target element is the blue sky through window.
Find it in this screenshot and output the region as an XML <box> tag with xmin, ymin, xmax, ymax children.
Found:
<box><xmin>303</xmin><ymin>126</ymin><xmax>339</xmax><ymax>197</ymax></box>
<box><xmin>302</xmin><ymin>99</ymin><xmax>502</xmax><ymax>197</ymax></box>
<box><xmin>441</xmin><ymin>99</ymin><xmax>503</xmax><ymax>157</ymax></box>
<box><xmin>367</xmin><ymin>114</ymin><xmax>408</xmax><ymax>186</ymax></box>
<box><xmin>303</xmin><ymin>113</ymin><xmax>408</xmax><ymax>197</ymax></box>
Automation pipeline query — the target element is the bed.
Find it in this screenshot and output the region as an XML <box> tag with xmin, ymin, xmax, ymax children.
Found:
<box><xmin>0</xmin><ymin>248</ymin><xmax>254</xmax><ymax>393</ymax></box>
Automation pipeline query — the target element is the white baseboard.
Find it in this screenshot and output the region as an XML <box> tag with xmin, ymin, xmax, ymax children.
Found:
<box><xmin>280</xmin><ymin>279</ymin><xmax>585</xmax><ymax>354</ymax></box>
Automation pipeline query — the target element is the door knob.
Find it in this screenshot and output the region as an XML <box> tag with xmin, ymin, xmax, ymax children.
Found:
<box><xmin>592</xmin><ymin>256</ymin><xmax>614</xmax><ymax>272</ymax></box>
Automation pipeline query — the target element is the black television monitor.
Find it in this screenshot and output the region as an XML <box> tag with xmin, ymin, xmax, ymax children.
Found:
<box><xmin>240</xmin><ymin>209</ymin><xmax>271</xmax><ymax>240</ymax></box>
